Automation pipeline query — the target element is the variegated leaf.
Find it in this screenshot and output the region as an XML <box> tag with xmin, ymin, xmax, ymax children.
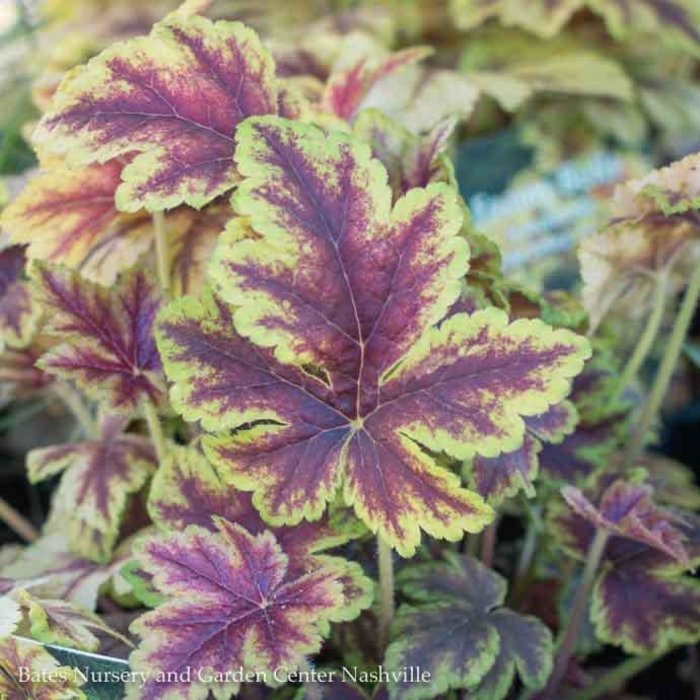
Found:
<box><xmin>158</xmin><ymin>117</ymin><xmax>590</xmax><ymax>555</ymax></box>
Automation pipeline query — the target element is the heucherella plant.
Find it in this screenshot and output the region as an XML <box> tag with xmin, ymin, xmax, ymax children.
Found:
<box><xmin>0</xmin><ymin>3</ymin><xmax>698</xmax><ymax>700</ymax></box>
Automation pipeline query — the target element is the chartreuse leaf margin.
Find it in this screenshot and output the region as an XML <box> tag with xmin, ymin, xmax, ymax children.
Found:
<box><xmin>156</xmin><ymin>116</ymin><xmax>591</xmax><ymax>556</ymax></box>
<box><xmin>385</xmin><ymin>554</ymin><xmax>553</xmax><ymax>700</ymax></box>
<box><xmin>126</xmin><ymin>517</ymin><xmax>372</xmax><ymax>700</ymax></box>
<box><xmin>33</xmin><ymin>14</ymin><xmax>279</xmax><ymax>212</ymax></box>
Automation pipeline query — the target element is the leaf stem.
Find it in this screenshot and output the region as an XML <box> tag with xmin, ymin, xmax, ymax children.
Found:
<box><xmin>0</xmin><ymin>496</ymin><xmax>38</xmax><ymax>542</ymax></box>
<box><xmin>56</xmin><ymin>383</ymin><xmax>96</xmax><ymax>437</ymax></box>
<box><xmin>143</xmin><ymin>401</ymin><xmax>167</xmax><ymax>464</ymax></box>
<box><xmin>480</xmin><ymin>522</ymin><xmax>497</xmax><ymax>569</ymax></box>
<box><xmin>377</xmin><ymin>534</ymin><xmax>395</xmax><ymax>652</ymax></box>
<box><xmin>153</xmin><ymin>212</ymin><xmax>170</xmax><ymax>297</ymax></box>
<box><xmin>567</xmin><ymin>654</ymin><xmax>659</xmax><ymax>700</ymax></box>
<box><xmin>298</xmin><ymin>657</ymin><xmax>323</xmax><ymax>700</ymax></box>
<box><xmin>609</xmin><ymin>272</ymin><xmax>668</xmax><ymax>408</ymax></box>
<box><xmin>628</xmin><ymin>262</ymin><xmax>700</xmax><ymax>460</ymax></box>
<box><xmin>510</xmin><ymin>508</ymin><xmax>540</xmax><ymax>606</ymax></box>
<box><xmin>541</xmin><ymin>528</ymin><xmax>609</xmax><ymax>700</ymax></box>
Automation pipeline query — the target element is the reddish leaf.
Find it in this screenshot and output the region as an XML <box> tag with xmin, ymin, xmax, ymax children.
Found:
<box><xmin>34</xmin><ymin>15</ymin><xmax>279</xmax><ymax>211</ymax></box>
<box><xmin>322</xmin><ymin>47</ymin><xmax>432</xmax><ymax>121</ymax></box>
<box><xmin>538</xmin><ymin>351</ymin><xmax>631</xmax><ymax>482</ymax></box>
<box><xmin>127</xmin><ymin>519</ymin><xmax>372</xmax><ymax>700</ymax></box>
<box><xmin>32</xmin><ymin>264</ymin><xmax>164</xmax><ymax>413</ymax></box>
<box><xmin>158</xmin><ymin>118</ymin><xmax>590</xmax><ymax>555</ymax></box>
<box><xmin>1</xmin><ymin>160</ymin><xmax>147</xmax><ymax>279</ymax></box>
<box><xmin>464</xmin><ymin>401</ymin><xmax>577</xmax><ymax>504</ymax></box>
<box><xmin>551</xmin><ymin>490</ymin><xmax>700</xmax><ymax>654</ymax></box>
<box><xmin>8</xmin><ymin>587</ymin><xmax>129</xmax><ymax>652</ymax></box>
<box><xmin>562</xmin><ymin>480</ymin><xmax>689</xmax><ymax>564</ymax></box>
<box><xmin>28</xmin><ymin>415</ymin><xmax>156</xmax><ymax>562</ymax></box>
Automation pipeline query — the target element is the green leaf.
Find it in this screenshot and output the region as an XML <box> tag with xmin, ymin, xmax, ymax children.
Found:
<box><xmin>385</xmin><ymin>554</ymin><xmax>552</xmax><ymax>700</ymax></box>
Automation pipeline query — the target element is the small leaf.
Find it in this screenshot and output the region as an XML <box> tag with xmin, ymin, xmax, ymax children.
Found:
<box><xmin>127</xmin><ymin>519</ymin><xmax>372</xmax><ymax>700</ymax></box>
<box><xmin>0</xmin><ymin>160</ymin><xmax>153</xmax><ymax>284</ymax></box>
<box><xmin>0</xmin><ymin>534</ymin><xmax>124</xmax><ymax>610</ymax></box>
<box><xmin>11</xmin><ymin>588</ymin><xmax>127</xmax><ymax>652</ymax></box>
<box><xmin>385</xmin><ymin>554</ymin><xmax>552</xmax><ymax>700</ymax></box>
<box><xmin>27</xmin><ymin>415</ymin><xmax>156</xmax><ymax>562</ymax></box>
<box><xmin>322</xmin><ymin>47</ymin><xmax>432</xmax><ymax>121</ymax></box>
<box><xmin>464</xmin><ymin>400</ymin><xmax>578</xmax><ymax>504</ymax></box>
<box><xmin>579</xmin><ymin>153</ymin><xmax>700</xmax><ymax>329</ymax></box>
<box><xmin>0</xmin><ymin>245</ymin><xmax>38</xmax><ymax>350</ymax></box>
<box><xmin>361</xmin><ymin>65</ymin><xmax>479</xmax><ymax>133</ymax></box>
<box><xmin>354</xmin><ymin>110</ymin><xmax>456</xmax><ymax>200</ymax></box>
<box><xmin>32</xmin><ymin>264</ymin><xmax>164</xmax><ymax>413</ymax></box>
<box><xmin>158</xmin><ymin>117</ymin><xmax>590</xmax><ymax>555</ymax></box>
<box><xmin>562</xmin><ymin>480</ymin><xmax>689</xmax><ymax>564</ymax></box>
<box><xmin>34</xmin><ymin>15</ymin><xmax>279</xmax><ymax>211</ymax></box>
<box><xmin>551</xmin><ymin>491</ymin><xmax>700</xmax><ymax>654</ymax></box>
<box><xmin>465</xmin><ymin>433</ymin><xmax>541</xmax><ymax>505</ymax></box>
<box><xmin>0</xmin><ymin>636</ymin><xmax>86</xmax><ymax>700</ymax></box>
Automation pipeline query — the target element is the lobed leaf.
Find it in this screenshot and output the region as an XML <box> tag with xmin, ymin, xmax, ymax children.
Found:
<box><xmin>1</xmin><ymin>163</ymin><xmax>232</xmax><ymax>287</ymax></box>
<box><xmin>562</xmin><ymin>480</ymin><xmax>690</xmax><ymax>564</ymax></box>
<box><xmin>385</xmin><ymin>554</ymin><xmax>552</xmax><ymax>700</ymax></box>
<box><xmin>551</xmin><ymin>491</ymin><xmax>700</xmax><ymax>654</ymax></box>
<box><xmin>28</xmin><ymin>415</ymin><xmax>156</xmax><ymax>562</ymax></box>
<box><xmin>158</xmin><ymin>117</ymin><xmax>589</xmax><ymax>555</ymax></box>
<box><xmin>34</xmin><ymin>15</ymin><xmax>279</xmax><ymax>212</ymax></box>
<box><xmin>0</xmin><ymin>533</ymin><xmax>125</xmax><ymax>610</ymax></box>
<box><xmin>127</xmin><ymin>518</ymin><xmax>372</xmax><ymax>700</ymax></box>
<box><xmin>32</xmin><ymin>264</ymin><xmax>164</xmax><ymax>413</ymax></box>
<box><xmin>591</xmin><ymin>545</ymin><xmax>700</xmax><ymax>655</ymax></box>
